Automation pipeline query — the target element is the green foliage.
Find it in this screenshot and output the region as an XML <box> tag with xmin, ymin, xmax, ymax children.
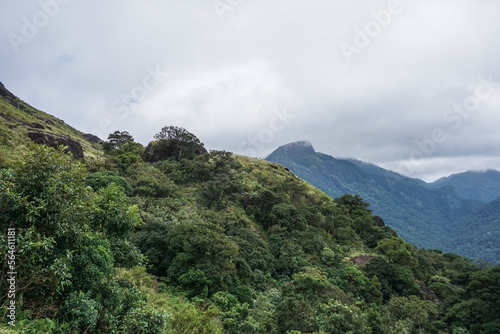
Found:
<box><xmin>103</xmin><ymin>130</ymin><xmax>138</xmax><ymax>154</ymax></box>
<box><xmin>61</xmin><ymin>291</ymin><xmax>100</xmax><ymax>332</ymax></box>
<box><xmin>376</xmin><ymin>237</ymin><xmax>416</xmax><ymax>266</ymax></box>
<box><xmin>269</xmin><ymin>203</ymin><xmax>307</xmax><ymax>230</ymax></box>
<box><xmin>201</xmin><ymin>174</ymin><xmax>242</xmax><ymax>210</ymax></box>
<box><xmin>86</xmin><ymin>170</ymin><xmax>133</xmax><ymax>195</ymax></box>
<box><xmin>143</xmin><ymin>126</ymin><xmax>206</xmax><ymax>162</ymax></box>
<box><xmin>445</xmin><ymin>265</ymin><xmax>500</xmax><ymax>332</ymax></box>
<box><xmin>389</xmin><ymin>295</ymin><xmax>438</xmax><ymax>333</ymax></box>
<box><xmin>167</xmin><ymin>302</ymin><xmax>222</xmax><ymax>334</ymax></box>
<box><xmin>121</xmin><ymin>306</ymin><xmax>168</xmax><ymax>334</ymax></box>
<box><xmin>70</xmin><ymin>236</ymin><xmax>113</xmax><ymax>291</ymax></box>
<box><xmin>199</xmin><ymin>151</ymin><xmax>243</xmax><ymax>210</ymax></box>
<box><xmin>334</xmin><ymin>194</ymin><xmax>372</xmax><ymax>215</ymax></box>
<box><xmin>0</xmin><ymin>133</ymin><xmax>495</xmax><ymax>333</ymax></box>
<box><xmin>0</xmin><ymin>146</ymin><xmax>146</xmax><ymax>330</ymax></box>
<box><xmin>362</xmin><ymin>256</ymin><xmax>422</xmax><ymax>299</ymax></box>
<box><xmin>179</xmin><ymin>269</ymin><xmax>213</xmax><ymax>298</ymax></box>
<box><xmin>127</xmin><ymin>164</ymin><xmax>177</xmax><ymax>198</ymax></box>
<box><xmin>134</xmin><ymin>219</ymin><xmax>239</xmax><ymax>293</ymax></box>
<box><xmin>103</xmin><ymin>130</ymin><xmax>144</xmax><ymax>170</ymax></box>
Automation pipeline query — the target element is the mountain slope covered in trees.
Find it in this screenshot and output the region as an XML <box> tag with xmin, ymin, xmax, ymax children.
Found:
<box><xmin>428</xmin><ymin>169</ymin><xmax>500</xmax><ymax>203</ymax></box>
<box><xmin>266</xmin><ymin>141</ymin><xmax>499</xmax><ymax>264</ymax></box>
<box><xmin>1</xmin><ymin>83</ymin><xmax>499</xmax><ymax>333</ymax></box>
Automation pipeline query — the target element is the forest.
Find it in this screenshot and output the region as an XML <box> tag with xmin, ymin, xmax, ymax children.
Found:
<box><xmin>1</xmin><ymin>126</ymin><xmax>499</xmax><ymax>333</ymax></box>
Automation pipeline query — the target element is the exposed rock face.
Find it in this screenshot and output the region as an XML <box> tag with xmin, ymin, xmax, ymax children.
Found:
<box><xmin>28</xmin><ymin>132</ymin><xmax>84</xmax><ymax>159</ymax></box>
<box><xmin>30</xmin><ymin>122</ymin><xmax>45</xmax><ymax>129</ymax></box>
<box><xmin>350</xmin><ymin>255</ymin><xmax>374</xmax><ymax>266</ymax></box>
<box><xmin>0</xmin><ymin>82</ymin><xmax>16</xmax><ymax>102</ymax></box>
<box><xmin>416</xmin><ymin>281</ymin><xmax>440</xmax><ymax>302</ymax></box>
<box><xmin>373</xmin><ymin>215</ymin><xmax>385</xmax><ymax>227</ymax></box>
<box><xmin>84</xmin><ymin>133</ymin><xmax>103</xmax><ymax>143</ymax></box>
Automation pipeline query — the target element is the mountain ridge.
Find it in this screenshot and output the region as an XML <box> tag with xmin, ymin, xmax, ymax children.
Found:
<box><xmin>0</xmin><ymin>81</ymin><xmax>103</xmax><ymax>163</ymax></box>
<box><xmin>428</xmin><ymin>169</ymin><xmax>500</xmax><ymax>203</ymax></box>
<box><xmin>266</xmin><ymin>141</ymin><xmax>499</xmax><ymax>264</ymax></box>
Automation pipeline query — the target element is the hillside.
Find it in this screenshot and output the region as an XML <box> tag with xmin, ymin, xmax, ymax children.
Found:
<box><xmin>0</xmin><ymin>81</ymin><xmax>103</xmax><ymax>165</ymax></box>
<box><xmin>266</xmin><ymin>141</ymin><xmax>498</xmax><ymax>264</ymax></box>
<box><xmin>429</xmin><ymin>169</ymin><xmax>500</xmax><ymax>203</ymax></box>
<box><xmin>1</xmin><ymin>84</ymin><xmax>498</xmax><ymax>333</ymax></box>
<box><xmin>448</xmin><ymin>197</ymin><xmax>500</xmax><ymax>263</ymax></box>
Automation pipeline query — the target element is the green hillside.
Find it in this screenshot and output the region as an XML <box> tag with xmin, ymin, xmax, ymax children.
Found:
<box><xmin>266</xmin><ymin>141</ymin><xmax>498</xmax><ymax>264</ymax></box>
<box><xmin>1</xmin><ymin>85</ymin><xmax>498</xmax><ymax>333</ymax></box>
<box><xmin>0</xmin><ymin>81</ymin><xmax>103</xmax><ymax>165</ymax></box>
<box><xmin>429</xmin><ymin>170</ymin><xmax>500</xmax><ymax>203</ymax></box>
<box><xmin>449</xmin><ymin>197</ymin><xmax>500</xmax><ymax>263</ymax></box>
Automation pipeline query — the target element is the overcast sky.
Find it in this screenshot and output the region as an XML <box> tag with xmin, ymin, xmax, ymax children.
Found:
<box><xmin>1</xmin><ymin>0</ymin><xmax>500</xmax><ymax>181</ymax></box>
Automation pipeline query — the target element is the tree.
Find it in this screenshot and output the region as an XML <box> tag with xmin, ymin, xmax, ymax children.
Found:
<box><xmin>376</xmin><ymin>237</ymin><xmax>416</xmax><ymax>266</ymax></box>
<box><xmin>389</xmin><ymin>295</ymin><xmax>438</xmax><ymax>334</ymax></box>
<box><xmin>334</xmin><ymin>194</ymin><xmax>372</xmax><ymax>216</ymax></box>
<box><xmin>102</xmin><ymin>130</ymin><xmax>144</xmax><ymax>169</ymax></box>
<box><xmin>445</xmin><ymin>265</ymin><xmax>500</xmax><ymax>330</ymax></box>
<box><xmin>103</xmin><ymin>130</ymin><xmax>136</xmax><ymax>153</ymax></box>
<box><xmin>154</xmin><ymin>125</ymin><xmax>197</xmax><ymax>141</ymax></box>
<box><xmin>134</xmin><ymin>219</ymin><xmax>239</xmax><ymax>293</ymax></box>
<box><xmin>143</xmin><ymin>126</ymin><xmax>206</xmax><ymax>162</ymax></box>
<box><xmin>0</xmin><ymin>145</ymin><xmax>145</xmax><ymax>323</ymax></box>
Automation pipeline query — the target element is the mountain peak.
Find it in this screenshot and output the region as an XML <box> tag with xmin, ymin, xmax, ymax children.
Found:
<box><xmin>280</xmin><ymin>140</ymin><xmax>315</xmax><ymax>152</ymax></box>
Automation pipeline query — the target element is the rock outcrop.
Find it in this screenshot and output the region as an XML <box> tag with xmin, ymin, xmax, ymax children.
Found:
<box><xmin>84</xmin><ymin>133</ymin><xmax>103</xmax><ymax>143</ymax></box>
<box><xmin>28</xmin><ymin>132</ymin><xmax>84</xmax><ymax>159</ymax></box>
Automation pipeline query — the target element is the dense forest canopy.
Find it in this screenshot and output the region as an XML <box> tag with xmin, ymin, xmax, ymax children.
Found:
<box><xmin>0</xmin><ymin>126</ymin><xmax>499</xmax><ymax>333</ymax></box>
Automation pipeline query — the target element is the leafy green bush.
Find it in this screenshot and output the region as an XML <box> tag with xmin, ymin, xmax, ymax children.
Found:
<box><xmin>62</xmin><ymin>291</ymin><xmax>100</xmax><ymax>333</ymax></box>
<box><xmin>122</xmin><ymin>306</ymin><xmax>168</xmax><ymax>334</ymax></box>
<box><xmin>86</xmin><ymin>171</ymin><xmax>133</xmax><ymax>195</ymax></box>
<box><xmin>128</xmin><ymin>164</ymin><xmax>177</xmax><ymax>198</ymax></box>
<box><xmin>0</xmin><ymin>146</ymin><xmax>145</xmax><ymax>329</ymax></box>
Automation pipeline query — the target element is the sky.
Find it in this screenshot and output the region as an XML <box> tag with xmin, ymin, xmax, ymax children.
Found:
<box><xmin>1</xmin><ymin>0</ymin><xmax>500</xmax><ymax>182</ymax></box>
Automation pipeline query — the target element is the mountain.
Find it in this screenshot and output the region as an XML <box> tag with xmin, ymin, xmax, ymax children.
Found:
<box><xmin>448</xmin><ymin>197</ymin><xmax>500</xmax><ymax>263</ymax></box>
<box><xmin>428</xmin><ymin>169</ymin><xmax>500</xmax><ymax>203</ymax></box>
<box><xmin>0</xmin><ymin>81</ymin><xmax>103</xmax><ymax>164</ymax></box>
<box><xmin>1</xmin><ymin>83</ymin><xmax>498</xmax><ymax>333</ymax></box>
<box><xmin>266</xmin><ymin>141</ymin><xmax>498</xmax><ymax>263</ymax></box>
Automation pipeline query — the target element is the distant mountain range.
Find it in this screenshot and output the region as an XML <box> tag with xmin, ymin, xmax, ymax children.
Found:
<box><xmin>266</xmin><ymin>141</ymin><xmax>499</xmax><ymax>264</ymax></box>
<box><xmin>428</xmin><ymin>169</ymin><xmax>500</xmax><ymax>203</ymax></box>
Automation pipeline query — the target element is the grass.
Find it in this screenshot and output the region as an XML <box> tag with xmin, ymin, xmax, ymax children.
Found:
<box><xmin>0</xmin><ymin>95</ymin><xmax>104</xmax><ymax>166</ymax></box>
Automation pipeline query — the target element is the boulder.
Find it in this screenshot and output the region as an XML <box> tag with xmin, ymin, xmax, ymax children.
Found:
<box><xmin>373</xmin><ymin>215</ymin><xmax>386</xmax><ymax>227</ymax></box>
<box><xmin>84</xmin><ymin>133</ymin><xmax>103</xmax><ymax>143</ymax></box>
<box><xmin>28</xmin><ymin>132</ymin><xmax>84</xmax><ymax>159</ymax></box>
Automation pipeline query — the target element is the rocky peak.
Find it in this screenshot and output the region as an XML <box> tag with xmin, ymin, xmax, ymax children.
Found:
<box><xmin>266</xmin><ymin>140</ymin><xmax>317</xmax><ymax>162</ymax></box>
<box><xmin>280</xmin><ymin>140</ymin><xmax>315</xmax><ymax>153</ymax></box>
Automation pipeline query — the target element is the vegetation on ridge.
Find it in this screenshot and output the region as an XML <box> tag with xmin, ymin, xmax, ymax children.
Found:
<box><xmin>0</xmin><ymin>85</ymin><xmax>498</xmax><ymax>333</ymax></box>
<box><xmin>1</xmin><ymin>125</ymin><xmax>498</xmax><ymax>333</ymax></box>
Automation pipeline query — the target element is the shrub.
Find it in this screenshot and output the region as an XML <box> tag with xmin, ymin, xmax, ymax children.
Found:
<box><xmin>86</xmin><ymin>171</ymin><xmax>134</xmax><ymax>195</ymax></box>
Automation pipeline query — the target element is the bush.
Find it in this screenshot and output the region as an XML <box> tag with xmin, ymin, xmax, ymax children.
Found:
<box><xmin>86</xmin><ymin>171</ymin><xmax>134</xmax><ymax>195</ymax></box>
<box><xmin>62</xmin><ymin>291</ymin><xmax>100</xmax><ymax>333</ymax></box>
<box><xmin>128</xmin><ymin>165</ymin><xmax>177</xmax><ymax>198</ymax></box>
<box><xmin>122</xmin><ymin>307</ymin><xmax>169</xmax><ymax>334</ymax></box>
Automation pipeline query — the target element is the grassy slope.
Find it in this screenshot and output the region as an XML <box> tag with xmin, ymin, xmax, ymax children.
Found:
<box><xmin>0</xmin><ymin>89</ymin><xmax>103</xmax><ymax>164</ymax></box>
